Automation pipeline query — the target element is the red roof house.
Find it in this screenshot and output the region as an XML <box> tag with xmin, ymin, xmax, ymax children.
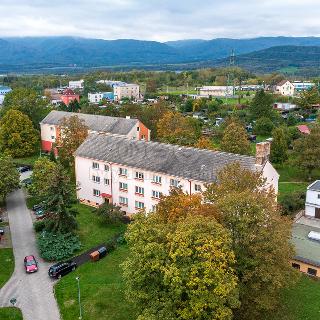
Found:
<box><xmin>297</xmin><ymin>125</ymin><xmax>310</xmax><ymax>135</ymax></box>
<box><xmin>61</xmin><ymin>89</ymin><xmax>80</xmax><ymax>105</ymax></box>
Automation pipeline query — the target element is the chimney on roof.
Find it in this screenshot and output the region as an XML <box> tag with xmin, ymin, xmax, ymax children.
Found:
<box><xmin>126</xmin><ymin>116</ymin><xmax>130</xmax><ymax>119</ymax></box>
<box><xmin>255</xmin><ymin>142</ymin><xmax>271</xmax><ymax>165</ymax></box>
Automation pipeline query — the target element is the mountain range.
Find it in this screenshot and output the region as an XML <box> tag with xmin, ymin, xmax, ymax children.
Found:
<box><xmin>1</xmin><ymin>36</ymin><xmax>320</xmax><ymax>74</ymax></box>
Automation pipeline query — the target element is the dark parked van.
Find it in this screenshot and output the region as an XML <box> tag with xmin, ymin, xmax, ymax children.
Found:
<box><xmin>48</xmin><ymin>261</ymin><xmax>77</xmax><ymax>279</ymax></box>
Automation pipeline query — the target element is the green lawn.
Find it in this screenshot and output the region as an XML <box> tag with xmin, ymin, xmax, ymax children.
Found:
<box><xmin>55</xmin><ymin>245</ymin><xmax>136</xmax><ymax>320</ymax></box>
<box><xmin>13</xmin><ymin>154</ymin><xmax>40</xmax><ymax>167</ymax></box>
<box><xmin>266</xmin><ymin>275</ymin><xmax>320</xmax><ymax>320</ymax></box>
<box><xmin>0</xmin><ymin>248</ymin><xmax>14</xmax><ymax>288</ymax></box>
<box><xmin>0</xmin><ymin>307</ymin><xmax>23</xmax><ymax>320</ymax></box>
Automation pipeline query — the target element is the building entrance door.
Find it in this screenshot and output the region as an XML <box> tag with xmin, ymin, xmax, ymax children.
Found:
<box><xmin>315</xmin><ymin>207</ymin><xmax>320</xmax><ymax>219</ymax></box>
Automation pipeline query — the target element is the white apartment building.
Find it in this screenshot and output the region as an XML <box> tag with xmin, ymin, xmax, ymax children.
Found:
<box><xmin>275</xmin><ymin>80</ymin><xmax>295</xmax><ymax>96</ymax></box>
<box><xmin>293</xmin><ymin>81</ymin><xmax>315</xmax><ymax>92</ymax></box>
<box><xmin>40</xmin><ymin>110</ymin><xmax>150</xmax><ymax>153</ymax></box>
<box><xmin>69</xmin><ymin>79</ymin><xmax>84</xmax><ymax>89</ymax></box>
<box><xmin>197</xmin><ymin>86</ymin><xmax>234</xmax><ymax>98</ymax></box>
<box><xmin>305</xmin><ymin>181</ymin><xmax>320</xmax><ymax>218</ymax></box>
<box><xmin>96</xmin><ymin>80</ymin><xmax>127</xmax><ymax>87</ymax></box>
<box><xmin>113</xmin><ymin>84</ymin><xmax>140</xmax><ymax>101</ymax></box>
<box><xmin>88</xmin><ymin>92</ymin><xmax>114</xmax><ymax>103</ymax></box>
<box><xmin>74</xmin><ymin>135</ymin><xmax>279</xmax><ymax>215</ymax></box>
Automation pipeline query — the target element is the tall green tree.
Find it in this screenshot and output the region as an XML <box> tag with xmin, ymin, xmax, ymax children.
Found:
<box><xmin>253</xmin><ymin>117</ymin><xmax>274</xmax><ymax>136</ymax></box>
<box><xmin>297</xmin><ymin>86</ymin><xmax>320</xmax><ymax>110</ymax></box>
<box><xmin>204</xmin><ymin>163</ymin><xmax>298</xmax><ymax>320</ymax></box>
<box><xmin>123</xmin><ymin>191</ymin><xmax>239</xmax><ymax>320</ymax></box>
<box><xmin>0</xmin><ymin>155</ymin><xmax>20</xmax><ymax>201</ymax></box>
<box><xmin>220</xmin><ymin>121</ymin><xmax>250</xmax><ymax>155</ymax></box>
<box><xmin>292</xmin><ymin>124</ymin><xmax>320</xmax><ymax>178</ymax></box>
<box><xmin>249</xmin><ymin>90</ymin><xmax>274</xmax><ymax>120</ymax></box>
<box><xmin>0</xmin><ymin>110</ymin><xmax>39</xmax><ymax>158</ymax></box>
<box><xmin>270</xmin><ymin>127</ymin><xmax>288</xmax><ymax>164</ymax></box>
<box><xmin>1</xmin><ymin>88</ymin><xmax>49</xmax><ymax>128</ymax></box>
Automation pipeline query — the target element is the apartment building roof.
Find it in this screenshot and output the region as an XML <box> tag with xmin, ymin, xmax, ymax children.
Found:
<box><xmin>75</xmin><ymin>133</ymin><xmax>257</xmax><ymax>183</ymax></box>
<box><xmin>40</xmin><ymin>111</ymin><xmax>140</xmax><ymax>136</ymax></box>
<box><xmin>308</xmin><ymin>180</ymin><xmax>320</xmax><ymax>192</ymax></box>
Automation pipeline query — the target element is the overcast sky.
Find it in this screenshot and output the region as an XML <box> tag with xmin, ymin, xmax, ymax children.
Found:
<box><xmin>0</xmin><ymin>0</ymin><xmax>320</xmax><ymax>41</ymax></box>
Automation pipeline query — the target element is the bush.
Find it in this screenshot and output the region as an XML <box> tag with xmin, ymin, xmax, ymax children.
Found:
<box><xmin>254</xmin><ymin>117</ymin><xmax>275</xmax><ymax>136</ymax></box>
<box><xmin>34</xmin><ymin>220</ymin><xmax>46</xmax><ymax>232</ymax></box>
<box><xmin>37</xmin><ymin>232</ymin><xmax>81</xmax><ymax>261</ymax></box>
<box><xmin>280</xmin><ymin>191</ymin><xmax>305</xmax><ymax>215</ymax></box>
<box><xmin>96</xmin><ymin>203</ymin><xmax>125</xmax><ymax>225</ymax></box>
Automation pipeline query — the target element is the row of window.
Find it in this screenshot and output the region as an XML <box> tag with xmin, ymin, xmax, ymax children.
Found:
<box><xmin>92</xmin><ymin>163</ymin><xmax>202</xmax><ymax>191</ymax></box>
<box><xmin>292</xmin><ymin>263</ymin><xmax>318</xmax><ymax>276</ymax></box>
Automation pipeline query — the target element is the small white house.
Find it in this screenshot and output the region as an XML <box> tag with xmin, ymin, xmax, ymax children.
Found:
<box><xmin>69</xmin><ymin>79</ymin><xmax>84</xmax><ymax>89</ymax></box>
<box><xmin>275</xmin><ymin>80</ymin><xmax>295</xmax><ymax>96</ymax></box>
<box><xmin>305</xmin><ymin>181</ymin><xmax>320</xmax><ymax>218</ymax></box>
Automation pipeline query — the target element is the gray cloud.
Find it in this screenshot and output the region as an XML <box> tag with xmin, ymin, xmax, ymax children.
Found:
<box><xmin>0</xmin><ymin>0</ymin><xmax>320</xmax><ymax>41</ymax></box>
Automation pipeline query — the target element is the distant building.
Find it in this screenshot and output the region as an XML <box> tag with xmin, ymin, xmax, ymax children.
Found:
<box><xmin>69</xmin><ymin>79</ymin><xmax>84</xmax><ymax>89</ymax></box>
<box><xmin>273</xmin><ymin>102</ymin><xmax>297</xmax><ymax>111</ymax></box>
<box><xmin>305</xmin><ymin>181</ymin><xmax>320</xmax><ymax>218</ymax></box>
<box><xmin>0</xmin><ymin>85</ymin><xmax>12</xmax><ymax>104</ymax></box>
<box><xmin>40</xmin><ymin>110</ymin><xmax>151</xmax><ymax>154</ymax></box>
<box><xmin>61</xmin><ymin>89</ymin><xmax>80</xmax><ymax>106</ymax></box>
<box><xmin>197</xmin><ymin>86</ymin><xmax>234</xmax><ymax>98</ymax></box>
<box><xmin>297</xmin><ymin>125</ymin><xmax>310</xmax><ymax>135</ymax></box>
<box><xmin>96</xmin><ymin>80</ymin><xmax>127</xmax><ymax>87</ymax></box>
<box><xmin>113</xmin><ymin>84</ymin><xmax>140</xmax><ymax>101</ymax></box>
<box><xmin>275</xmin><ymin>80</ymin><xmax>295</xmax><ymax>96</ymax></box>
<box><xmin>88</xmin><ymin>92</ymin><xmax>114</xmax><ymax>103</ymax></box>
<box><xmin>292</xmin><ymin>81</ymin><xmax>315</xmax><ymax>92</ymax></box>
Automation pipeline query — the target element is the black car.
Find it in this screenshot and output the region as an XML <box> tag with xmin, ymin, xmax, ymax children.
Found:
<box><xmin>17</xmin><ymin>166</ymin><xmax>31</xmax><ymax>173</ymax></box>
<box><xmin>48</xmin><ymin>261</ymin><xmax>77</xmax><ymax>279</ymax></box>
<box><xmin>32</xmin><ymin>203</ymin><xmax>45</xmax><ymax>211</ymax></box>
<box><xmin>21</xmin><ymin>178</ymin><xmax>32</xmax><ymax>187</ymax></box>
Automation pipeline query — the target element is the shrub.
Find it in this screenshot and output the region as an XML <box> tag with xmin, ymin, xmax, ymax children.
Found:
<box><xmin>254</xmin><ymin>117</ymin><xmax>274</xmax><ymax>136</ymax></box>
<box><xmin>34</xmin><ymin>220</ymin><xmax>46</xmax><ymax>232</ymax></box>
<box><xmin>96</xmin><ymin>203</ymin><xmax>125</xmax><ymax>225</ymax></box>
<box><xmin>279</xmin><ymin>191</ymin><xmax>305</xmax><ymax>215</ymax></box>
<box><xmin>37</xmin><ymin>232</ymin><xmax>81</xmax><ymax>261</ymax></box>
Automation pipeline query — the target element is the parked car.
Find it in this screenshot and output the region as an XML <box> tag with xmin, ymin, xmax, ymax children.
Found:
<box><xmin>32</xmin><ymin>203</ymin><xmax>45</xmax><ymax>211</ymax></box>
<box><xmin>17</xmin><ymin>166</ymin><xmax>31</xmax><ymax>173</ymax></box>
<box><xmin>48</xmin><ymin>261</ymin><xmax>77</xmax><ymax>279</ymax></box>
<box><xmin>24</xmin><ymin>255</ymin><xmax>38</xmax><ymax>273</ymax></box>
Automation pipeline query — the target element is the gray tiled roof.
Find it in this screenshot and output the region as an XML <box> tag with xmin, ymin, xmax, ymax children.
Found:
<box><xmin>309</xmin><ymin>181</ymin><xmax>320</xmax><ymax>192</ymax></box>
<box><xmin>41</xmin><ymin>111</ymin><xmax>139</xmax><ymax>135</ymax></box>
<box><xmin>75</xmin><ymin>133</ymin><xmax>257</xmax><ymax>183</ymax></box>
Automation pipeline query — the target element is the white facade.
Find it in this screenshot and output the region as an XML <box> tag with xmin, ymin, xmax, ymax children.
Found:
<box><xmin>293</xmin><ymin>81</ymin><xmax>315</xmax><ymax>92</ymax></box>
<box><xmin>75</xmin><ymin>156</ymin><xmax>278</xmax><ymax>214</ymax></box>
<box><xmin>275</xmin><ymin>81</ymin><xmax>295</xmax><ymax>96</ymax></box>
<box><xmin>88</xmin><ymin>93</ymin><xmax>104</xmax><ymax>103</ymax></box>
<box><xmin>113</xmin><ymin>84</ymin><xmax>140</xmax><ymax>101</ymax></box>
<box><xmin>198</xmin><ymin>86</ymin><xmax>234</xmax><ymax>98</ymax></box>
<box><xmin>69</xmin><ymin>80</ymin><xmax>84</xmax><ymax>89</ymax></box>
<box><xmin>75</xmin><ymin>156</ymin><xmax>205</xmax><ymax>213</ymax></box>
<box><xmin>305</xmin><ymin>181</ymin><xmax>320</xmax><ymax>218</ymax></box>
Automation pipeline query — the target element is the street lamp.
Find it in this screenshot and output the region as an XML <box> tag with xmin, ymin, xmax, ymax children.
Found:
<box><xmin>76</xmin><ymin>276</ymin><xmax>82</xmax><ymax>319</ymax></box>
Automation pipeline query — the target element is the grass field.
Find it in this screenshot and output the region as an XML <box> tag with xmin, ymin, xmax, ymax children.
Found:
<box><xmin>0</xmin><ymin>307</ymin><xmax>23</xmax><ymax>320</ymax></box>
<box><xmin>13</xmin><ymin>154</ymin><xmax>40</xmax><ymax>167</ymax></box>
<box><xmin>0</xmin><ymin>248</ymin><xmax>14</xmax><ymax>288</ymax></box>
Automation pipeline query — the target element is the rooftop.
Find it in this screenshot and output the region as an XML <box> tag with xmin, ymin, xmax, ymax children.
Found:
<box><xmin>292</xmin><ymin>222</ymin><xmax>320</xmax><ymax>267</ymax></box>
<box><xmin>75</xmin><ymin>133</ymin><xmax>257</xmax><ymax>183</ymax></box>
<box><xmin>40</xmin><ymin>111</ymin><xmax>140</xmax><ymax>136</ymax></box>
<box><xmin>308</xmin><ymin>180</ymin><xmax>320</xmax><ymax>192</ymax></box>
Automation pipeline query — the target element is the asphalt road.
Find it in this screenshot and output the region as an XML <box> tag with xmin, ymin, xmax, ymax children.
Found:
<box><xmin>0</xmin><ymin>171</ymin><xmax>61</xmax><ymax>320</ymax></box>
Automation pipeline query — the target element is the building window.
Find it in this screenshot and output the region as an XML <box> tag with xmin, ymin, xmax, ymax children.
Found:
<box><xmin>141</xmin><ymin>134</ymin><xmax>146</xmax><ymax>140</ymax></box>
<box><xmin>51</xmin><ymin>136</ymin><xmax>55</xmax><ymax>140</ymax></box>
<box><xmin>307</xmin><ymin>268</ymin><xmax>317</xmax><ymax>276</ymax></box>
<box><xmin>104</xmin><ymin>178</ymin><xmax>110</xmax><ymax>185</ymax></box>
<box><xmin>152</xmin><ymin>175</ymin><xmax>162</xmax><ymax>184</ymax></box>
<box><xmin>318</xmin><ymin>194</ymin><xmax>320</xmax><ymax>199</ymax></box>
<box><xmin>151</xmin><ymin>205</ymin><xmax>157</xmax><ymax>212</ymax></box>
<box><xmin>195</xmin><ymin>184</ymin><xmax>202</xmax><ymax>192</ymax></box>
<box><xmin>152</xmin><ymin>190</ymin><xmax>162</xmax><ymax>199</ymax></box>
<box><xmin>135</xmin><ymin>201</ymin><xmax>144</xmax><ymax>209</ymax></box>
<box><xmin>92</xmin><ymin>175</ymin><xmax>100</xmax><ymax>183</ymax></box>
<box><xmin>137</xmin><ymin>127</ymin><xmax>140</xmax><ymax>131</ymax></box>
<box><xmin>119</xmin><ymin>196</ymin><xmax>128</xmax><ymax>206</ymax></box>
<box><xmin>135</xmin><ymin>172</ymin><xmax>144</xmax><ymax>180</ymax></box>
<box><xmin>50</xmin><ymin>127</ymin><xmax>54</xmax><ymax>131</ymax></box>
<box><xmin>292</xmin><ymin>263</ymin><xmax>300</xmax><ymax>270</ymax></box>
<box><xmin>119</xmin><ymin>182</ymin><xmax>128</xmax><ymax>191</ymax></box>
<box><xmin>104</xmin><ymin>164</ymin><xmax>109</xmax><ymax>171</ymax></box>
<box><xmin>119</xmin><ymin>167</ymin><xmax>128</xmax><ymax>176</ymax></box>
<box><xmin>92</xmin><ymin>162</ymin><xmax>99</xmax><ymax>169</ymax></box>
<box><xmin>93</xmin><ymin>189</ymin><xmax>100</xmax><ymax>197</ymax></box>
<box><xmin>135</xmin><ymin>186</ymin><xmax>144</xmax><ymax>195</ymax></box>
<box><xmin>170</xmin><ymin>179</ymin><xmax>179</xmax><ymax>188</ymax></box>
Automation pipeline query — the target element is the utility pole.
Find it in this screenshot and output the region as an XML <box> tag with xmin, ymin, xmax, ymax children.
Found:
<box><xmin>226</xmin><ymin>49</ymin><xmax>236</xmax><ymax>103</ymax></box>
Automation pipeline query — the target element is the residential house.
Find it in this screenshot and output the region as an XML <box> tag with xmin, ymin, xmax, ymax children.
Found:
<box><xmin>40</xmin><ymin>110</ymin><xmax>151</xmax><ymax>153</ymax></box>
<box><xmin>297</xmin><ymin>125</ymin><xmax>310</xmax><ymax>135</ymax></box>
<box><xmin>275</xmin><ymin>80</ymin><xmax>295</xmax><ymax>96</ymax></box>
<box><xmin>0</xmin><ymin>85</ymin><xmax>12</xmax><ymax>104</ymax></box>
<box><xmin>273</xmin><ymin>102</ymin><xmax>297</xmax><ymax>111</ymax></box>
<box><xmin>69</xmin><ymin>79</ymin><xmax>84</xmax><ymax>89</ymax></box>
<box><xmin>305</xmin><ymin>181</ymin><xmax>320</xmax><ymax>218</ymax></box>
<box><xmin>197</xmin><ymin>86</ymin><xmax>234</xmax><ymax>98</ymax></box>
<box><xmin>61</xmin><ymin>89</ymin><xmax>80</xmax><ymax>106</ymax></box>
<box><xmin>96</xmin><ymin>80</ymin><xmax>127</xmax><ymax>87</ymax></box>
<box><xmin>113</xmin><ymin>83</ymin><xmax>140</xmax><ymax>101</ymax></box>
<box><xmin>74</xmin><ymin>136</ymin><xmax>279</xmax><ymax>214</ymax></box>
<box><xmin>88</xmin><ymin>92</ymin><xmax>114</xmax><ymax>103</ymax></box>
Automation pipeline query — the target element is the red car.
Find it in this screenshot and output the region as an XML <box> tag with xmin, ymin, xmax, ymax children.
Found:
<box><xmin>24</xmin><ymin>255</ymin><xmax>38</xmax><ymax>273</ymax></box>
